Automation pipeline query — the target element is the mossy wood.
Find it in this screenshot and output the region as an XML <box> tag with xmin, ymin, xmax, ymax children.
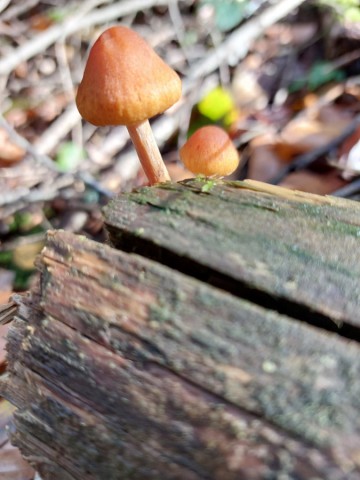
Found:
<box><xmin>1</xmin><ymin>179</ymin><xmax>360</xmax><ymax>480</ymax></box>
<box><xmin>105</xmin><ymin>179</ymin><xmax>360</xmax><ymax>335</ymax></box>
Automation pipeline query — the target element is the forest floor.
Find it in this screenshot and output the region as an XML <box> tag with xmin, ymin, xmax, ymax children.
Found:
<box><xmin>0</xmin><ymin>0</ymin><xmax>360</xmax><ymax>478</ymax></box>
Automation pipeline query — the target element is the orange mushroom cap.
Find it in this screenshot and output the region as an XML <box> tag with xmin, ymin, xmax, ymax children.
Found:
<box><xmin>76</xmin><ymin>26</ymin><xmax>182</xmax><ymax>126</ymax></box>
<box><xmin>180</xmin><ymin>125</ymin><xmax>239</xmax><ymax>177</ymax></box>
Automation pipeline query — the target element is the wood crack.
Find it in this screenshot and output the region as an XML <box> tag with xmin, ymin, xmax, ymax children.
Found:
<box><xmin>106</xmin><ymin>226</ymin><xmax>360</xmax><ymax>343</ymax></box>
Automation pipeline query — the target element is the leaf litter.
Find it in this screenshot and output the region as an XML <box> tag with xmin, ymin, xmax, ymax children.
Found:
<box><xmin>0</xmin><ymin>1</ymin><xmax>360</xmax><ymax>477</ymax></box>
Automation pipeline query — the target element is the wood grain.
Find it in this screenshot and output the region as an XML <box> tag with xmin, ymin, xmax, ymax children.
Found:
<box><xmin>1</xmin><ymin>228</ymin><xmax>359</xmax><ymax>479</ymax></box>
<box><xmin>104</xmin><ymin>178</ymin><xmax>360</xmax><ymax>336</ymax></box>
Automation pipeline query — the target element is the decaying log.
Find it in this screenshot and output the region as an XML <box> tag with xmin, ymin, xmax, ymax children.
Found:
<box><xmin>1</xmin><ymin>179</ymin><xmax>360</xmax><ymax>480</ymax></box>
<box><xmin>104</xmin><ymin>179</ymin><xmax>360</xmax><ymax>335</ymax></box>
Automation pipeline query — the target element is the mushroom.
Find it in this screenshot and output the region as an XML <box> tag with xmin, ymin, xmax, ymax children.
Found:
<box><xmin>76</xmin><ymin>26</ymin><xmax>182</xmax><ymax>184</ymax></box>
<box><xmin>180</xmin><ymin>125</ymin><xmax>239</xmax><ymax>177</ymax></box>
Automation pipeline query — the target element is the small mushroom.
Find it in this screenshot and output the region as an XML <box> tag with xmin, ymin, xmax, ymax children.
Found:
<box><xmin>180</xmin><ymin>125</ymin><xmax>239</xmax><ymax>177</ymax></box>
<box><xmin>76</xmin><ymin>26</ymin><xmax>182</xmax><ymax>184</ymax></box>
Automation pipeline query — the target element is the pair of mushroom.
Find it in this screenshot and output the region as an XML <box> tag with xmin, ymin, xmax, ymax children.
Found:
<box><xmin>76</xmin><ymin>26</ymin><xmax>239</xmax><ymax>185</ymax></box>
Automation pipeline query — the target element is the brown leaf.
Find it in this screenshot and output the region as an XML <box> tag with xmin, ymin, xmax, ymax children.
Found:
<box><xmin>0</xmin><ymin>292</ymin><xmax>12</xmax><ymax>305</ymax></box>
<box><xmin>248</xmin><ymin>134</ymin><xmax>293</xmax><ymax>182</ymax></box>
<box><xmin>0</xmin><ymin>129</ymin><xmax>25</xmax><ymax>167</ymax></box>
<box><xmin>33</xmin><ymin>93</ymin><xmax>68</xmax><ymax>123</ymax></box>
<box><xmin>281</xmin><ymin>105</ymin><xmax>352</xmax><ymax>154</ymax></box>
<box><xmin>281</xmin><ymin>119</ymin><xmax>338</xmax><ymax>153</ymax></box>
<box><xmin>265</xmin><ymin>23</ymin><xmax>317</xmax><ymax>46</ymax></box>
<box><xmin>30</xmin><ymin>14</ymin><xmax>54</xmax><ymax>32</ymax></box>
<box><xmin>232</xmin><ymin>68</ymin><xmax>268</xmax><ymax>112</ymax></box>
<box><xmin>280</xmin><ymin>170</ymin><xmax>346</xmax><ymax>195</ymax></box>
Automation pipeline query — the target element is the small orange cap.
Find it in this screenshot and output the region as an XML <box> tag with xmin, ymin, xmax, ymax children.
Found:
<box><xmin>76</xmin><ymin>26</ymin><xmax>181</xmax><ymax>126</ymax></box>
<box><xmin>180</xmin><ymin>126</ymin><xmax>239</xmax><ymax>177</ymax></box>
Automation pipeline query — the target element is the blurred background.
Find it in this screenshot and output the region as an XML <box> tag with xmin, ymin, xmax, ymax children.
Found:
<box><xmin>0</xmin><ymin>1</ymin><xmax>360</xmax><ymax>476</ymax></box>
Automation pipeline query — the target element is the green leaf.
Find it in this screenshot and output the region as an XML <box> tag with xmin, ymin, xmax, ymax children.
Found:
<box><xmin>307</xmin><ymin>62</ymin><xmax>345</xmax><ymax>91</ymax></box>
<box><xmin>344</xmin><ymin>6</ymin><xmax>360</xmax><ymax>22</ymax></box>
<box><xmin>47</xmin><ymin>7</ymin><xmax>67</xmax><ymax>22</ymax></box>
<box><xmin>319</xmin><ymin>0</ymin><xmax>360</xmax><ymax>23</ymax></box>
<box><xmin>198</xmin><ymin>86</ymin><xmax>236</xmax><ymax>122</ymax></box>
<box><xmin>55</xmin><ymin>142</ymin><xmax>85</xmax><ymax>172</ymax></box>
<box><xmin>215</xmin><ymin>0</ymin><xmax>247</xmax><ymax>32</ymax></box>
<box><xmin>0</xmin><ymin>248</ymin><xmax>36</xmax><ymax>290</ymax></box>
<box><xmin>288</xmin><ymin>62</ymin><xmax>345</xmax><ymax>93</ymax></box>
<box><xmin>0</xmin><ymin>251</ymin><xmax>12</xmax><ymax>264</ymax></box>
<box><xmin>187</xmin><ymin>114</ymin><xmax>212</xmax><ymax>138</ymax></box>
<box><xmin>202</xmin><ymin>0</ymin><xmax>247</xmax><ymax>32</ymax></box>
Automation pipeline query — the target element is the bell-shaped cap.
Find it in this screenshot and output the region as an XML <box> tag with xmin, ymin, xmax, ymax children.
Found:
<box><xmin>180</xmin><ymin>126</ymin><xmax>240</xmax><ymax>177</ymax></box>
<box><xmin>76</xmin><ymin>26</ymin><xmax>181</xmax><ymax>126</ymax></box>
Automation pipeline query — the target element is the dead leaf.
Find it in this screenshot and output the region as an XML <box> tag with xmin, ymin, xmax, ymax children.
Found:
<box><xmin>281</xmin><ymin>104</ymin><xmax>352</xmax><ymax>154</ymax></box>
<box><xmin>4</xmin><ymin>109</ymin><xmax>30</xmax><ymax>129</ymax></box>
<box><xmin>33</xmin><ymin>93</ymin><xmax>68</xmax><ymax>123</ymax></box>
<box><xmin>30</xmin><ymin>14</ymin><xmax>54</xmax><ymax>32</ymax></box>
<box><xmin>281</xmin><ymin>119</ymin><xmax>337</xmax><ymax>153</ymax></box>
<box><xmin>344</xmin><ymin>83</ymin><xmax>360</xmax><ymax>102</ymax></box>
<box><xmin>232</xmin><ymin>68</ymin><xmax>268</xmax><ymax>111</ymax></box>
<box><xmin>248</xmin><ymin>133</ymin><xmax>293</xmax><ymax>182</ymax></box>
<box><xmin>0</xmin><ymin>129</ymin><xmax>25</xmax><ymax>167</ymax></box>
<box><xmin>14</xmin><ymin>63</ymin><xmax>28</xmax><ymax>80</ymax></box>
<box><xmin>280</xmin><ymin>170</ymin><xmax>346</xmax><ymax>194</ymax></box>
<box><xmin>0</xmin><ymin>292</ymin><xmax>11</xmax><ymax>305</ymax></box>
<box><xmin>265</xmin><ymin>23</ymin><xmax>317</xmax><ymax>47</ymax></box>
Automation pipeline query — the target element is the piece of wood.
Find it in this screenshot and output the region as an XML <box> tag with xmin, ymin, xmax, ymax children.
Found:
<box><xmin>1</xmin><ymin>227</ymin><xmax>360</xmax><ymax>479</ymax></box>
<box><xmin>1</xmin><ymin>180</ymin><xmax>360</xmax><ymax>479</ymax></box>
<box><xmin>104</xmin><ymin>178</ymin><xmax>360</xmax><ymax>336</ymax></box>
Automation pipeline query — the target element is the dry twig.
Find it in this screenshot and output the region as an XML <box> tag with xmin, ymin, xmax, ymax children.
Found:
<box><xmin>0</xmin><ymin>0</ymin><xmax>175</xmax><ymax>76</ymax></box>
<box><xmin>184</xmin><ymin>0</ymin><xmax>307</xmax><ymax>92</ymax></box>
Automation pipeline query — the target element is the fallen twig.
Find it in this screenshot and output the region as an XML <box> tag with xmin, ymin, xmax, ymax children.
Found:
<box><xmin>332</xmin><ymin>177</ymin><xmax>360</xmax><ymax>198</ymax></box>
<box><xmin>34</xmin><ymin>105</ymin><xmax>82</xmax><ymax>155</ymax></box>
<box><xmin>55</xmin><ymin>40</ymin><xmax>83</xmax><ymax>146</ymax></box>
<box><xmin>0</xmin><ymin>0</ymin><xmax>38</xmax><ymax>21</ymax></box>
<box><xmin>183</xmin><ymin>0</ymin><xmax>307</xmax><ymax>93</ymax></box>
<box><xmin>0</xmin><ymin>115</ymin><xmax>114</xmax><ymax>203</ymax></box>
<box><xmin>0</xmin><ymin>115</ymin><xmax>56</xmax><ymax>171</ymax></box>
<box><xmin>0</xmin><ymin>0</ymin><xmax>175</xmax><ymax>77</ymax></box>
<box><xmin>0</xmin><ymin>0</ymin><xmax>10</xmax><ymax>15</ymax></box>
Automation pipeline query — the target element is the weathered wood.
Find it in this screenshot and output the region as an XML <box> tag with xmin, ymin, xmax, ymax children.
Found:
<box><xmin>104</xmin><ymin>178</ymin><xmax>360</xmax><ymax>336</ymax></box>
<box><xmin>1</xmin><ymin>227</ymin><xmax>360</xmax><ymax>479</ymax></box>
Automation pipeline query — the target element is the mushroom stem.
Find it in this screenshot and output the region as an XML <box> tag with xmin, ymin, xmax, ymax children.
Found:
<box><xmin>127</xmin><ymin>120</ymin><xmax>170</xmax><ymax>184</ymax></box>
